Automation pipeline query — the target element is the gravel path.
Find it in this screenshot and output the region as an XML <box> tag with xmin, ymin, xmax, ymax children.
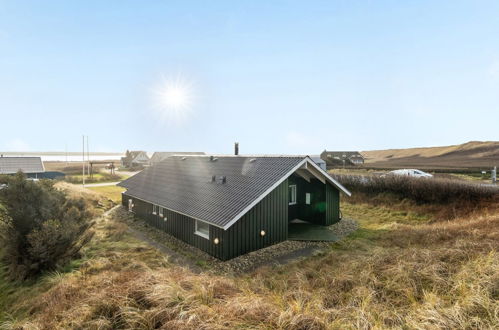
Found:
<box><xmin>112</xmin><ymin>207</ymin><xmax>358</xmax><ymax>274</ymax></box>
<box><xmin>215</xmin><ymin>218</ymin><xmax>358</xmax><ymax>273</ymax></box>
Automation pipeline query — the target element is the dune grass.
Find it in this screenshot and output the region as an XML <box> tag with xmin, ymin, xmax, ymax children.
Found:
<box><xmin>1</xmin><ymin>183</ymin><xmax>498</xmax><ymax>328</ymax></box>
<box><xmin>87</xmin><ymin>185</ymin><xmax>126</xmax><ymax>204</ymax></box>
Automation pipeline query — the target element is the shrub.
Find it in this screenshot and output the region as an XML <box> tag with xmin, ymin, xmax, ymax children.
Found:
<box><xmin>333</xmin><ymin>174</ymin><xmax>498</xmax><ymax>205</ymax></box>
<box><xmin>0</xmin><ymin>172</ymin><xmax>94</xmax><ymax>280</ymax></box>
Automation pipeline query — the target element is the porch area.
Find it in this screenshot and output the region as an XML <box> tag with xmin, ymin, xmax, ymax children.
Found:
<box><xmin>287</xmin><ymin>219</ymin><xmax>340</xmax><ymax>241</ymax></box>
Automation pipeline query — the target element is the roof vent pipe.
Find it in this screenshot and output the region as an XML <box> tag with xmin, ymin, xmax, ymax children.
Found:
<box><xmin>211</xmin><ymin>175</ymin><xmax>216</xmax><ymax>182</ymax></box>
<box><xmin>234</xmin><ymin>142</ymin><xmax>239</xmax><ymax>156</ymax></box>
<box><xmin>210</xmin><ymin>156</ymin><xmax>214</xmax><ymax>161</ymax></box>
<box><xmin>222</xmin><ymin>176</ymin><xmax>227</xmax><ymax>184</ymax></box>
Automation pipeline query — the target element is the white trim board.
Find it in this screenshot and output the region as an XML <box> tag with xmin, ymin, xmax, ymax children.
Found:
<box><xmin>304</xmin><ymin>156</ymin><xmax>351</xmax><ymax>196</ymax></box>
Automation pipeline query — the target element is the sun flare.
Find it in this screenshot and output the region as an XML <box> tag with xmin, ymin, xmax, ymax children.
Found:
<box><xmin>161</xmin><ymin>86</ymin><xmax>188</xmax><ymax>109</ymax></box>
<box><xmin>152</xmin><ymin>74</ymin><xmax>195</xmax><ymax>124</ymax></box>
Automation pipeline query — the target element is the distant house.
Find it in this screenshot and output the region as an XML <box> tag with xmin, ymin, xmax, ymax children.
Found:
<box><xmin>320</xmin><ymin>151</ymin><xmax>365</xmax><ymax>167</ymax></box>
<box><xmin>120</xmin><ymin>151</ymin><xmax>150</xmax><ymax>168</ymax></box>
<box><xmin>150</xmin><ymin>151</ymin><xmax>205</xmax><ymax>165</ymax></box>
<box><xmin>119</xmin><ymin>155</ymin><xmax>351</xmax><ymax>260</ymax></box>
<box><xmin>0</xmin><ymin>156</ymin><xmax>45</xmax><ymax>178</ymax></box>
<box><xmin>310</xmin><ymin>156</ymin><xmax>327</xmax><ymax>171</ymax></box>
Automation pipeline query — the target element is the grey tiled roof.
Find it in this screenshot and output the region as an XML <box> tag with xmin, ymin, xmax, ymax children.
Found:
<box><xmin>0</xmin><ymin>157</ymin><xmax>45</xmax><ymax>174</ymax></box>
<box><xmin>119</xmin><ymin>156</ymin><xmax>306</xmax><ymax>228</ymax></box>
<box><xmin>150</xmin><ymin>151</ymin><xmax>205</xmax><ymax>164</ymax></box>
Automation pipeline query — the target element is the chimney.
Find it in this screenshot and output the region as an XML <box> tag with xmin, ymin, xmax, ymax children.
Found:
<box><xmin>234</xmin><ymin>142</ymin><xmax>239</xmax><ymax>156</ymax></box>
<box><xmin>210</xmin><ymin>155</ymin><xmax>214</xmax><ymax>161</ymax></box>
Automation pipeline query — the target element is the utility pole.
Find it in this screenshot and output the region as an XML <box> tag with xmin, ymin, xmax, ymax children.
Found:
<box><xmin>82</xmin><ymin>135</ymin><xmax>85</xmax><ymax>187</ymax></box>
<box><xmin>86</xmin><ymin>136</ymin><xmax>90</xmax><ymax>178</ymax></box>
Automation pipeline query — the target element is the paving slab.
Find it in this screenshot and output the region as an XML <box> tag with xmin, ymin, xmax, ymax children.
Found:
<box><xmin>288</xmin><ymin>223</ymin><xmax>340</xmax><ymax>241</ymax></box>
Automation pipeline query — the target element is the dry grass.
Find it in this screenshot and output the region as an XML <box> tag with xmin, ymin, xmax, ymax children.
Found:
<box><xmin>88</xmin><ymin>185</ymin><xmax>126</xmax><ymax>204</ymax></box>
<box><xmin>1</xmin><ymin>185</ymin><xmax>498</xmax><ymax>329</ymax></box>
<box><xmin>44</xmin><ymin>162</ymin><xmax>115</xmax><ymax>174</ymax></box>
<box><xmin>54</xmin><ymin>182</ymin><xmax>116</xmax><ymax>213</ymax></box>
<box><xmin>334</xmin><ymin>174</ymin><xmax>499</xmax><ymax>221</ymax></box>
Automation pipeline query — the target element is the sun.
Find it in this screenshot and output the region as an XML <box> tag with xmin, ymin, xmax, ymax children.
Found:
<box><xmin>152</xmin><ymin>74</ymin><xmax>195</xmax><ymax>123</ymax></box>
<box><xmin>162</xmin><ymin>86</ymin><xmax>188</xmax><ymax>109</ymax></box>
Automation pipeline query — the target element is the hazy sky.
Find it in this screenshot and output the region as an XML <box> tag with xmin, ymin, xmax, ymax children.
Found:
<box><xmin>1</xmin><ymin>1</ymin><xmax>498</xmax><ymax>154</ymax></box>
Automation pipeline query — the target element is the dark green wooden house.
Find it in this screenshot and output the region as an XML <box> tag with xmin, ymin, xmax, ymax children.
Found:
<box><xmin>119</xmin><ymin>155</ymin><xmax>351</xmax><ymax>260</ymax></box>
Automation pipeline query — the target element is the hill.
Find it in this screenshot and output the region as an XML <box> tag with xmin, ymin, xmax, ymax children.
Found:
<box><xmin>362</xmin><ymin>141</ymin><xmax>499</xmax><ymax>169</ymax></box>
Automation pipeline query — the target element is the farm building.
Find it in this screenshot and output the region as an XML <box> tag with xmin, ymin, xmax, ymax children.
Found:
<box><xmin>0</xmin><ymin>156</ymin><xmax>45</xmax><ymax>178</ymax></box>
<box><xmin>150</xmin><ymin>151</ymin><xmax>205</xmax><ymax>165</ymax></box>
<box><xmin>119</xmin><ymin>155</ymin><xmax>351</xmax><ymax>260</ymax></box>
<box><xmin>320</xmin><ymin>151</ymin><xmax>365</xmax><ymax>167</ymax></box>
<box><xmin>120</xmin><ymin>150</ymin><xmax>150</xmax><ymax>168</ymax></box>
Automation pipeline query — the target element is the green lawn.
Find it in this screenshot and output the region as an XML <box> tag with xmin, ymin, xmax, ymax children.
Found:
<box><xmin>65</xmin><ymin>172</ymin><xmax>128</xmax><ymax>185</ymax></box>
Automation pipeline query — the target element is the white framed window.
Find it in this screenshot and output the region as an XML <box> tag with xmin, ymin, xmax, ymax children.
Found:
<box><xmin>152</xmin><ymin>204</ymin><xmax>159</xmax><ymax>215</ymax></box>
<box><xmin>289</xmin><ymin>185</ymin><xmax>297</xmax><ymax>205</ymax></box>
<box><xmin>195</xmin><ymin>220</ymin><xmax>210</xmax><ymax>239</ymax></box>
<box><xmin>159</xmin><ymin>207</ymin><xmax>164</xmax><ymax>217</ymax></box>
<box><xmin>306</xmin><ymin>193</ymin><xmax>311</xmax><ymax>205</ymax></box>
<box><xmin>128</xmin><ymin>199</ymin><xmax>133</xmax><ymax>212</ymax></box>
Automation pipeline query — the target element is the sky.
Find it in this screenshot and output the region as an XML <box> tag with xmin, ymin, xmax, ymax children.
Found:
<box><xmin>1</xmin><ymin>0</ymin><xmax>498</xmax><ymax>155</ymax></box>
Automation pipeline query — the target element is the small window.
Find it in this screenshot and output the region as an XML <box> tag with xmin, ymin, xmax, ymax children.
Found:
<box><xmin>289</xmin><ymin>185</ymin><xmax>297</xmax><ymax>205</ymax></box>
<box><xmin>305</xmin><ymin>193</ymin><xmax>311</xmax><ymax>205</ymax></box>
<box><xmin>159</xmin><ymin>207</ymin><xmax>163</xmax><ymax>217</ymax></box>
<box><xmin>195</xmin><ymin>220</ymin><xmax>210</xmax><ymax>239</ymax></box>
<box><xmin>152</xmin><ymin>205</ymin><xmax>159</xmax><ymax>215</ymax></box>
<box><xmin>128</xmin><ymin>199</ymin><xmax>133</xmax><ymax>212</ymax></box>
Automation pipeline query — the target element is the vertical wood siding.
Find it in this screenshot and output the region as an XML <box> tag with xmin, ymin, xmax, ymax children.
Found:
<box><xmin>223</xmin><ymin>179</ymin><xmax>289</xmax><ymax>260</ymax></box>
<box><xmin>288</xmin><ymin>175</ymin><xmax>327</xmax><ymax>225</ymax></box>
<box><xmin>122</xmin><ymin>179</ymin><xmax>289</xmax><ymax>260</ymax></box>
<box><xmin>122</xmin><ymin>194</ymin><xmax>226</xmax><ymax>259</ymax></box>
<box><xmin>325</xmin><ymin>183</ymin><xmax>340</xmax><ymax>225</ymax></box>
<box><xmin>122</xmin><ymin>177</ymin><xmax>339</xmax><ymax>260</ymax></box>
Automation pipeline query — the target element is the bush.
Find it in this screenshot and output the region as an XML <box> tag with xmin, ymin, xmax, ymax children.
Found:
<box><xmin>333</xmin><ymin>174</ymin><xmax>498</xmax><ymax>205</ymax></box>
<box><xmin>0</xmin><ymin>172</ymin><xmax>94</xmax><ymax>280</ymax></box>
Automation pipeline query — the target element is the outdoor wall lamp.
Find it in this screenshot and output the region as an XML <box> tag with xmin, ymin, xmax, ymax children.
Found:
<box><xmin>260</xmin><ymin>230</ymin><xmax>266</xmax><ymax>236</ymax></box>
<box><xmin>214</xmin><ymin>238</ymin><xmax>220</xmax><ymax>245</ymax></box>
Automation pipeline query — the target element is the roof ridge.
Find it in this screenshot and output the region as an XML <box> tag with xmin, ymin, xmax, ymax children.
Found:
<box><xmin>170</xmin><ymin>154</ymin><xmax>309</xmax><ymax>158</ymax></box>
